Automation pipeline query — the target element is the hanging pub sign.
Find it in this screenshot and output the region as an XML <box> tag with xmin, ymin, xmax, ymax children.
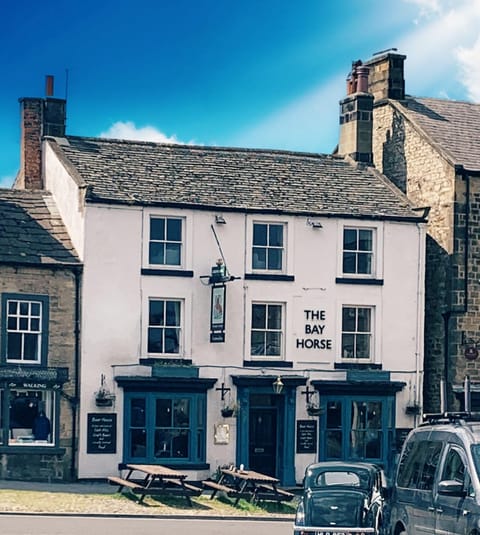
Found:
<box><xmin>210</xmin><ymin>284</ymin><xmax>226</xmax><ymax>343</ymax></box>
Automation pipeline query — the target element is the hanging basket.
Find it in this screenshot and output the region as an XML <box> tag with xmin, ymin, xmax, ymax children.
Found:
<box><xmin>221</xmin><ymin>407</ymin><xmax>235</xmax><ymax>418</ymax></box>
<box><xmin>307</xmin><ymin>405</ymin><xmax>322</xmax><ymax>417</ymax></box>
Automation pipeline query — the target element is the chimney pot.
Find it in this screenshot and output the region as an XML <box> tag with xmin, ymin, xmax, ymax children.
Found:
<box><xmin>45</xmin><ymin>75</ymin><xmax>54</xmax><ymax>97</ymax></box>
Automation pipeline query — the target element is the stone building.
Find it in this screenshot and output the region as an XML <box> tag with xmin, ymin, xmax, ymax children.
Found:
<box><xmin>0</xmin><ymin>188</ymin><xmax>81</xmax><ymax>481</ymax></box>
<box><xmin>338</xmin><ymin>51</ymin><xmax>480</xmax><ymax>412</ymax></box>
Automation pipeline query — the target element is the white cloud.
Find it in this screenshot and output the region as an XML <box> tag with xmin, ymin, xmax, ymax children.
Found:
<box><xmin>456</xmin><ymin>36</ymin><xmax>480</xmax><ymax>101</ymax></box>
<box><xmin>99</xmin><ymin>121</ymin><xmax>182</xmax><ymax>144</ymax></box>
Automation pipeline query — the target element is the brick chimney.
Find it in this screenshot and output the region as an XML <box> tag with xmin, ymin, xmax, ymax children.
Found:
<box><xmin>338</xmin><ymin>61</ymin><xmax>374</xmax><ymax>163</ymax></box>
<box><xmin>364</xmin><ymin>50</ymin><xmax>406</xmax><ymax>101</ymax></box>
<box><xmin>17</xmin><ymin>76</ymin><xmax>66</xmax><ymax>190</ymax></box>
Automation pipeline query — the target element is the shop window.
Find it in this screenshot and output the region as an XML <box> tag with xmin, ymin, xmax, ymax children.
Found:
<box><xmin>124</xmin><ymin>392</ymin><xmax>205</xmax><ymax>464</ymax></box>
<box><xmin>1</xmin><ymin>294</ymin><xmax>49</xmax><ymax>365</ymax></box>
<box><xmin>0</xmin><ymin>388</ymin><xmax>55</xmax><ymax>446</ymax></box>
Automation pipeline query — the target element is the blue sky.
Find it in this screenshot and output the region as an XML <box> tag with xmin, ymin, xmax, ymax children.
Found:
<box><xmin>1</xmin><ymin>0</ymin><xmax>480</xmax><ymax>187</ymax></box>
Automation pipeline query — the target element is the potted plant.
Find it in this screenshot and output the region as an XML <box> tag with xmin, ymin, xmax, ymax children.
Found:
<box><xmin>221</xmin><ymin>403</ymin><xmax>238</xmax><ymax>418</ymax></box>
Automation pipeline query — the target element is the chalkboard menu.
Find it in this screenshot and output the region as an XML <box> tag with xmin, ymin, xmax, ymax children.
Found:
<box><xmin>87</xmin><ymin>413</ymin><xmax>117</xmax><ymax>454</ymax></box>
<box><xmin>296</xmin><ymin>419</ymin><xmax>317</xmax><ymax>453</ymax></box>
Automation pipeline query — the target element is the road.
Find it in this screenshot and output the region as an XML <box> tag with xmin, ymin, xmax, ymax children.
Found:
<box><xmin>1</xmin><ymin>515</ymin><xmax>293</xmax><ymax>535</ymax></box>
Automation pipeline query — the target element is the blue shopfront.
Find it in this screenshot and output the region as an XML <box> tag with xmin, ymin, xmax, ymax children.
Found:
<box><xmin>312</xmin><ymin>373</ymin><xmax>404</xmax><ymax>478</ymax></box>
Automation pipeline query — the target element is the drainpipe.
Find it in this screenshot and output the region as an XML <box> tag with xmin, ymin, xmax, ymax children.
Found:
<box><xmin>70</xmin><ymin>266</ymin><xmax>82</xmax><ymax>480</ymax></box>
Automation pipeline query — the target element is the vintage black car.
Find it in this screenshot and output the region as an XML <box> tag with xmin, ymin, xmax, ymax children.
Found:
<box><xmin>293</xmin><ymin>461</ymin><xmax>387</xmax><ymax>535</ymax></box>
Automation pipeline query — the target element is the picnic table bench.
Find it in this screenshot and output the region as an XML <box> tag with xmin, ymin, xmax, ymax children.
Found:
<box><xmin>202</xmin><ymin>467</ymin><xmax>294</xmax><ymax>506</ymax></box>
<box><xmin>108</xmin><ymin>464</ymin><xmax>201</xmax><ymax>505</ymax></box>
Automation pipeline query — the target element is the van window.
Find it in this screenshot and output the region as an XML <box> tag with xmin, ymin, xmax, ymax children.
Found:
<box><xmin>397</xmin><ymin>440</ymin><xmax>442</xmax><ymax>489</ymax></box>
<box><xmin>442</xmin><ymin>449</ymin><xmax>466</xmax><ymax>484</ymax></box>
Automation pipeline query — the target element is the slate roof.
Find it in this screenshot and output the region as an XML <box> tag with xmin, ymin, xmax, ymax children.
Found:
<box><xmin>47</xmin><ymin>136</ymin><xmax>423</xmax><ymax>222</ymax></box>
<box><xmin>395</xmin><ymin>96</ymin><xmax>480</xmax><ymax>171</ymax></box>
<box><xmin>0</xmin><ymin>189</ymin><xmax>80</xmax><ymax>265</ymax></box>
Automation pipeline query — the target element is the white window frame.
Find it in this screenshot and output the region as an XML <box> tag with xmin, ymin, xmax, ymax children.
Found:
<box><xmin>342</xmin><ymin>226</ymin><xmax>375</xmax><ymax>276</ymax></box>
<box><xmin>146</xmin><ymin>298</ymin><xmax>183</xmax><ymax>357</ymax></box>
<box><xmin>5</xmin><ymin>299</ymin><xmax>43</xmax><ymax>364</ymax></box>
<box><xmin>251</xmin><ymin>221</ymin><xmax>286</xmax><ymax>273</ymax></box>
<box><xmin>341</xmin><ymin>305</ymin><xmax>374</xmax><ymax>361</ymax></box>
<box><xmin>249</xmin><ymin>302</ymin><xmax>285</xmax><ymax>359</ymax></box>
<box><xmin>147</xmin><ymin>215</ymin><xmax>184</xmax><ymax>267</ymax></box>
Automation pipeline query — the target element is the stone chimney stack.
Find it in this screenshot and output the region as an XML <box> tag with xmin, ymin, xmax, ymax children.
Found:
<box><xmin>338</xmin><ymin>61</ymin><xmax>374</xmax><ymax>163</ymax></box>
<box><xmin>17</xmin><ymin>76</ymin><xmax>66</xmax><ymax>190</ymax></box>
<box><xmin>364</xmin><ymin>50</ymin><xmax>406</xmax><ymax>101</ymax></box>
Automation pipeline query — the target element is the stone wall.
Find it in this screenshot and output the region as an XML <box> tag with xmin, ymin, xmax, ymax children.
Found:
<box><xmin>0</xmin><ymin>264</ymin><xmax>78</xmax><ymax>481</ymax></box>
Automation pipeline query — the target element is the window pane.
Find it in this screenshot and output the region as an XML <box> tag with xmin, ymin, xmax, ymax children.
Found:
<box><xmin>359</xmin><ymin>229</ymin><xmax>372</xmax><ymax>251</ymax></box>
<box><xmin>166</xmin><ymin>219</ymin><xmax>182</xmax><ymax>241</ymax></box>
<box><xmin>7</xmin><ymin>317</ymin><xmax>17</xmax><ymax>330</ymax></box>
<box><xmin>150</xmin><ymin>218</ymin><xmax>165</xmax><ymax>240</ymax></box>
<box><xmin>326</xmin><ymin>430</ymin><xmax>342</xmax><ymax>458</ymax></box>
<box><xmin>252</xmin><ymin>247</ymin><xmax>266</xmax><ymax>269</ymax></box>
<box><xmin>31</xmin><ymin>302</ymin><xmax>41</xmax><ymax>316</ymax></box>
<box><xmin>253</xmin><ymin>224</ymin><xmax>267</xmax><ymax>246</ymax></box>
<box><xmin>156</xmin><ymin>398</ymin><xmax>172</xmax><ymax>427</ymax></box>
<box><xmin>252</xmin><ymin>304</ymin><xmax>266</xmax><ymax>329</ymax></box>
<box><xmin>343</xmin><ymin>229</ymin><xmax>357</xmax><ymax>250</ymax></box>
<box><xmin>149</xmin><ymin>301</ymin><xmax>164</xmax><ymax>325</ymax></box>
<box><xmin>9</xmin><ymin>390</ymin><xmax>54</xmax><ymax>445</ymax></box>
<box><xmin>7</xmin><ymin>301</ymin><xmax>17</xmax><ymax>314</ymax></box>
<box><xmin>357</xmin><ymin>308</ymin><xmax>371</xmax><ymax>331</ymax></box>
<box><xmin>148</xmin><ymin>327</ymin><xmax>163</xmax><ymax>353</ymax></box>
<box><xmin>269</xmin><ymin>225</ymin><xmax>283</xmax><ymax>246</ymax></box>
<box><xmin>149</xmin><ymin>242</ymin><xmax>165</xmax><ymax>264</ymax></box>
<box><xmin>130</xmin><ymin>429</ymin><xmax>147</xmax><ymax>457</ymax></box>
<box><xmin>267</xmin><ymin>305</ymin><xmax>282</xmax><ymax>329</ymax></box>
<box><xmin>131</xmin><ymin>398</ymin><xmax>146</xmax><ymax>427</ymax></box>
<box><xmin>173</xmin><ymin>399</ymin><xmax>190</xmax><ymax>427</ymax></box>
<box><xmin>343</xmin><ymin>252</ymin><xmax>356</xmax><ymax>273</ymax></box>
<box><xmin>357</xmin><ymin>252</ymin><xmax>372</xmax><ymax>274</ymax></box>
<box><xmin>30</xmin><ymin>318</ymin><xmax>40</xmax><ymax>331</ymax></box>
<box><xmin>164</xmin><ymin>328</ymin><xmax>179</xmax><ymax>353</ymax></box>
<box><xmin>23</xmin><ymin>334</ymin><xmax>39</xmax><ymax>361</ymax></box>
<box><xmin>165</xmin><ymin>243</ymin><xmax>181</xmax><ymax>265</ymax></box>
<box><xmin>267</xmin><ymin>248</ymin><xmax>282</xmax><ymax>270</ymax></box>
<box><xmin>342</xmin><ymin>307</ymin><xmax>356</xmax><ymax>331</ymax></box>
<box><xmin>7</xmin><ymin>333</ymin><xmax>21</xmax><ymax>359</ymax></box>
<box><xmin>342</xmin><ymin>333</ymin><xmax>354</xmax><ymax>358</ymax></box>
<box><xmin>172</xmin><ymin>429</ymin><xmax>189</xmax><ymax>458</ymax></box>
<box><xmin>19</xmin><ymin>317</ymin><xmax>28</xmax><ymax>330</ymax></box>
<box><xmin>327</xmin><ymin>402</ymin><xmax>342</xmax><ymax>428</ymax></box>
<box><xmin>251</xmin><ymin>331</ymin><xmax>265</xmax><ymax>355</ymax></box>
<box><xmin>356</xmin><ymin>334</ymin><xmax>370</xmax><ymax>358</ymax></box>
<box><xmin>19</xmin><ymin>302</ymin><xmax>29</xmax><ymax>315</ymax></box>
<box><xmin>266</xmin><ymin>331</ymin><xmax>281</xmax><ymax>355</ymax></box>
<box><xmin>165</xmin><ymin>301</ymin><xmax>180</xmax><ymax>326</ymax></box>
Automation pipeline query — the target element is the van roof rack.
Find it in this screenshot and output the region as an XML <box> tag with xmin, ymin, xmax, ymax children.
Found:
<box><xmin>421</xmin><ymin>411</ymin><xmax>480</xmax><ymax>425</ymax></box>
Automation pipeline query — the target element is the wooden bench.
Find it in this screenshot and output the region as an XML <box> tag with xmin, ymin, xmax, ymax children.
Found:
<box><xmin>202</xmin><ymin>479</ymin><xmax>251</xmax><ymax>504</ymax></box>
<box><xmin>162</xmin><ymin>478</ymin><xmax>202</xmax><ymax>496</ymax></box>
<box><xmin>108</xmin><ymin>476</ymin><xmax>145</xmax><ymax>492</ymax></box>
<box><xmin>253</xmin><ymin>484</ymin><xmax>295</xmax><ymax>503</ymax></box>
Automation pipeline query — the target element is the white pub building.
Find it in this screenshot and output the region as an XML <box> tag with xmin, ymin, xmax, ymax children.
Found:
<box><xmin>14</xmin><ymin>91</ymin><xmax>426</xmax><ymax>485</ymax></box>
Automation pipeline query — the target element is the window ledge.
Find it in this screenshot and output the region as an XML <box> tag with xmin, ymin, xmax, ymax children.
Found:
<box><xmin>336</xmin><ymin>277</ymin><xmax>384</xmax><ymax>285</ymax></box>
<box><xmin>118</xmin><ymin>462</ymin><xmax>209</xmax><ymax>471</ymax></box>
<box><xmin>243</xmin><ymin>360</ymin><xmax>293</xmax><ymax>368</ymax></box>
<box><xmin>0</xmin><ymin>446</ymin><xmax>66</xmax><ymax>455</ymax></box>
<box><xmin>244</xmin><ymin>273</ymin><xmax>295</xmax><ymax>282</ymax></box>
<box><xmin>141</xmin><ymin>268</ymin><xmax>194</xmax><ymax>277</ymax></box>
<box><xmin>334</xmin><ymin>362</ymin><xmax>382</xmax><ymax>370</ymax></box>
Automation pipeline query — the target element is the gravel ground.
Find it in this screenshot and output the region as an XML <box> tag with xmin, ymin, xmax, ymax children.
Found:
<box><xmin>0</xmin><ymin>487</ymin><xmax>298</xmax><ymax>518</ymax></box>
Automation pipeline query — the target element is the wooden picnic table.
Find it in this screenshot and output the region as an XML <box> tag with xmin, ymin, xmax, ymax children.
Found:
<box><xmin>108</xmin><ymin>463</ymin><xmax>201</xmax><ymax>505</ymax></box>
<box><xmin>202</xmin><ymin>467</ymin><xmax>294</xmax><ymax>506</ymax></box>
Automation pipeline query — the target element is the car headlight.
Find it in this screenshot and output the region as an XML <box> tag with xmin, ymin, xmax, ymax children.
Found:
<box><xmin>295</xmin><ymin>502</ymin><xmax>305</xmax><ymax>526</ymax></box>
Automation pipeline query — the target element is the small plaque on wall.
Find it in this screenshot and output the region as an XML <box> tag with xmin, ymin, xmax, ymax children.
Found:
<box><xmin>87</xmin><ymin>413</ymin><xmax>117</xmax><ymax>454</ymax></box>
<box><xmin>296</xmin><ymin>420</ymin><xmax>317</xmax><ymax>454</ymax></box>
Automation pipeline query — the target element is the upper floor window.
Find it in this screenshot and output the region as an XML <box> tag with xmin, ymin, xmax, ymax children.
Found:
<box><xmin>341</xmin><ymin>306</ymin><xmax>372</xmax><ymax>360</ymax></box>
<box><xmin>148</xmin><ymin>299</ymin><xmax>182</xmax><ymax>355</ymax></box>
<box><xmin>343</xmin><ymin>228</ymin><xmax>374</xmax><ymax>275</ymax></box>
<box><xmin>251</xmin><ymin>303</ymin><xmax>283</xmax><ymax>357</ymax></box>
<box><xmin>252</xmin><ymin>222</ymin><xmax>284</xmax><ymax>271</ymax></box>
<box><xmin>1</xmin><ymin>294</ymin><xmax>48</xmax><ymax>365</ymax></box>
<box><xmin>149</xmin><ymin>217</ymin><xmax>183</xmax><ymax>266</ymax></box>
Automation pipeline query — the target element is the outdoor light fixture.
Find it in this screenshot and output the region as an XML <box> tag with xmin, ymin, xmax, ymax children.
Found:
<box><xmin>215</xmin><ymin>215</ymin><xmax>226</xmax><ymax>224</ymax></box>
<box><xmin>307</xmin><ymin>218</ymin><xmax>323</xmax><ymax>229</ymax></box>
<box><xmin>272</xmin><ymin>376</ymin><xmax>284</xmax><ymax>394</ymax></box>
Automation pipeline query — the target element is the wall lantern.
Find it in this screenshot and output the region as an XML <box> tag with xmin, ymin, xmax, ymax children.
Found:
<box><xmin>306</xmin><ymin>218</ymin><xmax>323</xmax><ymax>229</ymax></box>
<box><xmin>215</xmin><ymin>215</ymin><xmax>226</xmax><ymax>224</ymax></box>
<box><xmin>272</xmin><ymin>376</ymin><xmax>284</xmax><ymax>394</ymax></box>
